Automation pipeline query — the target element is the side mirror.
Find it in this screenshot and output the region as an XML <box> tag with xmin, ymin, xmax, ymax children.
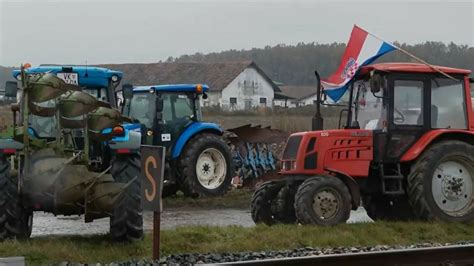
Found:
<box><xmin>122</xmin><ymin>84</ymin><xmax>134</xmax><ymax>99</ymax></box>
<box><xmin>202</xmin><ymin>92</ymin><xmax>208</xmax><ymax>100</ymax></box>
<box><xmin>5</xmin><ymin>81</ymin><xmax>18</xmax><ymax>98</ymax></box>
<box><xmin>370</xmin><ymin>73</ymin><xmax>384</xmax><ymax>93</ymax></box>
<box><xmin>156</xmin><ymin>97</ymin><xmax>164</xmax><ymax>112</ymax></box>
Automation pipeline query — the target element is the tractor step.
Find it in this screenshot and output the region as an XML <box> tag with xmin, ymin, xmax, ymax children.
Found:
<box><xmin>380</xmin><ymin>164</ymin><xmax>405</xmax><ymax>195</ymax></box>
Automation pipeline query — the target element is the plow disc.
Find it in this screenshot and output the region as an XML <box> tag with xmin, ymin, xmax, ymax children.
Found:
<box><xmin>225</xmin><ymin>125</ymin><xmax>288</xmax><ymax>187</ymax></box>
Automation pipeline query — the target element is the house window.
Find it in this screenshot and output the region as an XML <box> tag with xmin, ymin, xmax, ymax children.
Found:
<box><xmin>230</xmin><ymin>97</ymin><xmax>237</xmax><ymax>105</ymax></box>
<box><xmin>260</xmin><ymin>98</ymin><xmax>267</xmax><ymax>104</ymax></box>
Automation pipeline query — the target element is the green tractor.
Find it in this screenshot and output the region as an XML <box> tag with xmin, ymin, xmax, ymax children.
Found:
<box><xmin>121</xmin><ymin>84</ymin><xmax>234</xmax><ymax>197</ymax></box>
<box><xmin>0</xmin><ymin>65</ymin><xmax>143</xmax><ymax>241</ymax></box>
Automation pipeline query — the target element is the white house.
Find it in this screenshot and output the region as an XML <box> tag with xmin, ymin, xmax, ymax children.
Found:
<box><xmin>104</xmin><ymin>61</ymin><xmax>281</xmax><ymax>111</ymax></box>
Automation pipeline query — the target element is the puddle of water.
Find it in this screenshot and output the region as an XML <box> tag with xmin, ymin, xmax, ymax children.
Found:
<box><xmin>31</xmin><ymin>208</ymin><xmax>372</xmax><ymax>237</ymax></box>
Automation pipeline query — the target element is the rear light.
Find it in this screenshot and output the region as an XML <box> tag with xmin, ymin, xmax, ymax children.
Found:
<box><xmin>112</xmin><ymin>126</ymin><xmax>125</xmax><ymax>137</ymax></box>
<box><xmin>1</xmin><ymin>149</ymin><xmax>16</xmax><ymax>155</ymax></box>
<box><xmin>116</xmin><ymin>148</ymin><xmax>131</xmax><ymax>154</ymax></box>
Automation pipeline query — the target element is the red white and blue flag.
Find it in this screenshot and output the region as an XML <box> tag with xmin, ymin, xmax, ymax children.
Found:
<box><xmin>322</xmin><ymin>25</ymin><xmax>397</xmax><ymax>102</ymax></box>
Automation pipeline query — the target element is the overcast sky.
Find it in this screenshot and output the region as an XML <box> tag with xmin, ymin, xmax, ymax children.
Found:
<box><xmin>0</xmin><ymin>0</ymin><xmax>473</xmax><ymax>67</ymax></box>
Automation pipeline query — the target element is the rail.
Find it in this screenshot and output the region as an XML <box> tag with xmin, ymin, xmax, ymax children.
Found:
<box><xmin>220</xmin><ymin>244</ymin><xmax>474</xmax><ymax>266</ymax></box>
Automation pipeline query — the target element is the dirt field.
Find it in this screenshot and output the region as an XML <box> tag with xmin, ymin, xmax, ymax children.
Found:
<box><xmin>0</xmin><ymin>105</ymin><xmax>342</xmax><ymax>134</ymax></box>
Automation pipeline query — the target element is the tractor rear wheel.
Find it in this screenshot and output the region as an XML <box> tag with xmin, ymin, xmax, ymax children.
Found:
<box><xmin>109</xmin><ymin>154</ymin><xmax>143</xmax><ymax>242</ymax></box>
<box><xmin>251</xmin><ymin>181</ymin><xmax>296</xmax><ymax>225</ymax></box>
<box><xmin>408</xmin><ymin>141</ymin><xmax>474</xmax><ymax>222</ymax></box>
<box><xmin>180</xmin><ymin>134</ymin><xmax>233</xmax><ymax>197</ymax></box>
<box><xmin>0</xmin><ymin>157</ymin><xmax>33</xmax><ymax>240</ymax></box>
<box><xmin>362</xmin><ymin>194</ymin><xmax>415</xmax><ymax>221</ymax></box>
<box><xmin>295</xmin><ymin>176</ymin><xmax>351</xmax><ymax>226</ymax></box>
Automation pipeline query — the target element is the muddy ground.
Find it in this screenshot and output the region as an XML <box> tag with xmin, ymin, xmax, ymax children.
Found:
<box><xmin>31</xmin><ymin>207</ymin><xmax>372</xmax><ymax>237</ymax></box>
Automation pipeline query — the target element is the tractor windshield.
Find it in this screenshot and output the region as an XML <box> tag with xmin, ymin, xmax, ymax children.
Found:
<box><xmin>83</xmin><ymin>88</ymin><xmax>109</xmax><ymax>102</ymax></box>
<box><xmin>351</xmin><ymin>79</ymin><xmax>386</xmax><ymax>130</ymax></box>
<box><xmin>28</xmin><ymin>87</ymin><xmax>113</xmax><ymax>138</ymax></box>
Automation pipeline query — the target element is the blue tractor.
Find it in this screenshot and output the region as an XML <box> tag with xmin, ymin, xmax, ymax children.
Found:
<box><xmin>0</xmin><ymin>65</ymin><xmax>143</xmax><ymax>241</ymax></box>
<box><xmin>122</xmin><ymin>83</ymin><xmax>234</xmax><ymax>197</ymax></box>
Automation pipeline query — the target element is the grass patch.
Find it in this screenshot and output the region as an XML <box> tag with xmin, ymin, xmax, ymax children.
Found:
<box><xmin>162</xmin><ymin>189</ymin><xmax>252</xmax><ymax>210</ymax></box>
<box><xmin>3</xmin><ymin>222</ymin><xmax>474</xmax><ymax>264</ymax></box>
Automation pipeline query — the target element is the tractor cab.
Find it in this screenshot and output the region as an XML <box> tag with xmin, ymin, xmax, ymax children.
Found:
<box><xmin>123</xmin><ymin>84</ymin><xmax>208</xmax><ymax>152</ymax></box>
<box><xmin>344</xmin><ymin>63</ymin><xmax>471</xmax><ymax>162</ymax></box>
<box><xmin>9</xmin><ymin>65</ymin><xmax>123</xmax><ymax>138</ymax></box>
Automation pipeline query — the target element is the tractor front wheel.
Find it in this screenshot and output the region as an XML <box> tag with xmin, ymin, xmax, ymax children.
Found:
<box><xmin>180</xmin><ymin>134</ymin><xmax>233</xmax><ymax>197</ymax></box>
<box><xmin>109</xmin><ymin>154</ymin><xmax>143</xmax><ymax>242</ymax></box>
<box><xmin>251</xmin><ymin>181</ymin><xmax>296</xmax><ymax>225</ymax></box>
<box><xmin>407</xmin><ymin>141</ymin><xmax>474</xmax><ymax>222</ymax></box>
<box><xmin>295</xmin><ymin>176</ymin><xmax>351</xmax><ymax>226</ymax></box>
<box><xmin>0</xmin><ymin>156</ymin><xmax>33</xmax><ymax>240</ymax></box>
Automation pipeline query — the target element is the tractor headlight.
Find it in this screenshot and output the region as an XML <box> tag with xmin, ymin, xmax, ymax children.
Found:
<box><xmin>16</xmin><ymin>74</ymin><xmax>22</xmax><ymax>81</ymax></box>
<box><xmin>111</xmin><ymin>75</ymin><xmax>119</xmax><ymax>82</ymax></box>
<box><xmin>282</xmin><ymin>160</ymin><xmax>296</xmax><ymax>171</ymax></box>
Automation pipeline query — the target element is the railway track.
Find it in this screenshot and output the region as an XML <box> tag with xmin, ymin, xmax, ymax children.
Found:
<box><xmin>221</xmin><ymin>244</ymin><xmax>474</xmax><ymax>266</ymax></box>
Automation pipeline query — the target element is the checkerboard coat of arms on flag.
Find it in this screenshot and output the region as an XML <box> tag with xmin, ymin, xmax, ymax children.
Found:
<box><xmin>322</xmin><ymin>25</ymin><xmax>397</xmax><ymax>102</ymax></box>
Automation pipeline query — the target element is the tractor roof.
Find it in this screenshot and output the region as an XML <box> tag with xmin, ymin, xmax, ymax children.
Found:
<box><xmin>133</xmin><ymin>84</ymin><xmax>209</xmax><ymax>93</ymax></box>
<box><xmin>360</xmin><ymin>63</ymin><xmax>471</xmax><ymax>75</ymax></box>
<box><xmin>11</xmin><ymin>65</ymin><xmax>123</xmax><ymax>88</ymax></box>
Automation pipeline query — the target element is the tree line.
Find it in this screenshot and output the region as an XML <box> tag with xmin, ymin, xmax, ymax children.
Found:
<box><xmin>166</xmin><ymin>42</ymin><xmax>474</xmax><ymax>85</ymax></box>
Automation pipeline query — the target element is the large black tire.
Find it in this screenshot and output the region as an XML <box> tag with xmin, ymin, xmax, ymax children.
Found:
<box><xmin>295</xmin><ymin>176</ymin><xmax>351</xmax><ymax>226</ymax></box>
<box><xmin>179</xmin><ymin>133</ymin><xmax>233</xmax><ymax>197</ymax></box>
<box><xmin>109</xmin><ymin>154</ymin><xmax>143</xmax><ymax>242</ymax></box>
<box><xmin>251</xmin><ymin>181</ymin><xmax>296</xmax><ymax>225</ymax></box>
<box><xmin>275</xmin><ymin>185</ymin><xmax>297</xmax><ymax>223</ymax></box>
<box><xmin>0</xmin><ymin>157</ymin><xmax>32</xmax><ymax>240</ymax></box>
<box><xmin>407</xmin><ymin>141</ymin><xmax>474</xmax><ymax>222</ymax></box>
<box><xmin>362</xmin><ymin>194</ymin><xmax>415</xmax><ymax>221</ymax></box>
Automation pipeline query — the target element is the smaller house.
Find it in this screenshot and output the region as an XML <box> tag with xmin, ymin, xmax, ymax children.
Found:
<box><xmin>279</xmin><ymin>85</ymin><xmax>351</xmax><ymax>107</ymax></box>
<box><xmin>279</xmin><ymin>85</ymin><xmax>318</xmax><ymax>107</ymax></box>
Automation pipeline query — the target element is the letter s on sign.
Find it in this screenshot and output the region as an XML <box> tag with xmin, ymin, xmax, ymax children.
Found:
<box><xmin>144</xmin><ymin>156</ymin><xmax>157</xmax><ymax>202</ymax></box>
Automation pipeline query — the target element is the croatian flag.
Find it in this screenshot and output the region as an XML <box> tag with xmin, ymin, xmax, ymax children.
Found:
<box><xmin>322</xmin><ymin>25</ymin><xmax>397</xmax><ymax>102</ymax></box>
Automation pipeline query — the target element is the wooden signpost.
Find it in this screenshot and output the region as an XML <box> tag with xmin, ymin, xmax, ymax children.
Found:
<box><xmin>140</xmin><ymin>145</ymin><xmax>165</xmax><ymax>261</ymax></box>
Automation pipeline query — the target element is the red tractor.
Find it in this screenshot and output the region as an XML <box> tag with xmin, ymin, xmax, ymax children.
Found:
<box><xmin>251</xmin><ymin>63</ymin><xmax>474</xmax><ymax>225</ymax></box>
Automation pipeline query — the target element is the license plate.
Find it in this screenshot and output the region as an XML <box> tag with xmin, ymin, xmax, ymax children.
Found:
<box><xmin>57</xmin><ymin>73</ymin><xmax>78</xmax><ymax>85</ymax></box>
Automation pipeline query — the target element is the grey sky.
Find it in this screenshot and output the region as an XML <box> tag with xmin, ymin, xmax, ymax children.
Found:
<box><xmin>0</xmin><ymin>0</ymin><xmax>473</xmax><ymax>67</ymax></box>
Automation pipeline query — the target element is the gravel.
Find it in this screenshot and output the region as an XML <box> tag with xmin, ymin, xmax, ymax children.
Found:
<box><xmin>81</xmin><ymin>241</ymin><xmax>472</xmax><ymax>265</ymax></box>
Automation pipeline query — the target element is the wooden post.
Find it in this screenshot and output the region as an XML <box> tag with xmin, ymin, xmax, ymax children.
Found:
<box><xmin>140</xmin><ymin>145</ymin><xmax>165</xmax><ymax>262</ymax></box>
<box><xmin>153</xmin><ymin>211</ymin><xmax>161</xmax><ymax>260</ymax></box>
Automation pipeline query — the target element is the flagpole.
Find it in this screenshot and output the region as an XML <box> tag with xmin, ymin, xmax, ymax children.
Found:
<box><xmin>358</xmin><ymin>25</ymin><xmax>457</xmax><ymax>81</ymax></box>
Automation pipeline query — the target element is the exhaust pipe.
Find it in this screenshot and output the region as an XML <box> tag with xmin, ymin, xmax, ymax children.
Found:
<box><xmin>312</xmin><ymin>71</ymin><xmax>324</xmax><ymax>130</ymax></box>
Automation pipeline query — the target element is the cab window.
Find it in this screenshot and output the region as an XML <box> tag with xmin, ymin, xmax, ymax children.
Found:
<box><xmin>393</xmin><ymin>80</ymin><xmax>423</xmax><ymax>126</ymax></box>
<box><xmin>128</xmin><ymin>92</ymin><xmax>156</xmax><ymax>128</ymax></box>
<box><xmin>431</xmin><ymin>78</ymin><xmax>467</xmax><ymax>129</ymax></box>
<box><xmin>83</xmin><ymin>88</ymin><xmax>108</xmax><ymax>102</ymax></box>
<box><xmin>162</xmin><ymin>93</ymin><xmax>195</xmax><ymax>123</ymax></box>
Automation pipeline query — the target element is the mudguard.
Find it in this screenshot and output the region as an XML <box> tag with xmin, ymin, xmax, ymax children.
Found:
<box><xmin>0</xmin><ymin>139</ymin><xmax>24</xmax><ymax>150</ymax></box>
<box><xmin>107</xmin><ymin>123</ymin><xmax>142</xmax><ymax>151</ymax></box>
<box><xmin>171</xmin><ymin>122</ymin><xmax>223</xmax><ymax>159</ymax></box>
